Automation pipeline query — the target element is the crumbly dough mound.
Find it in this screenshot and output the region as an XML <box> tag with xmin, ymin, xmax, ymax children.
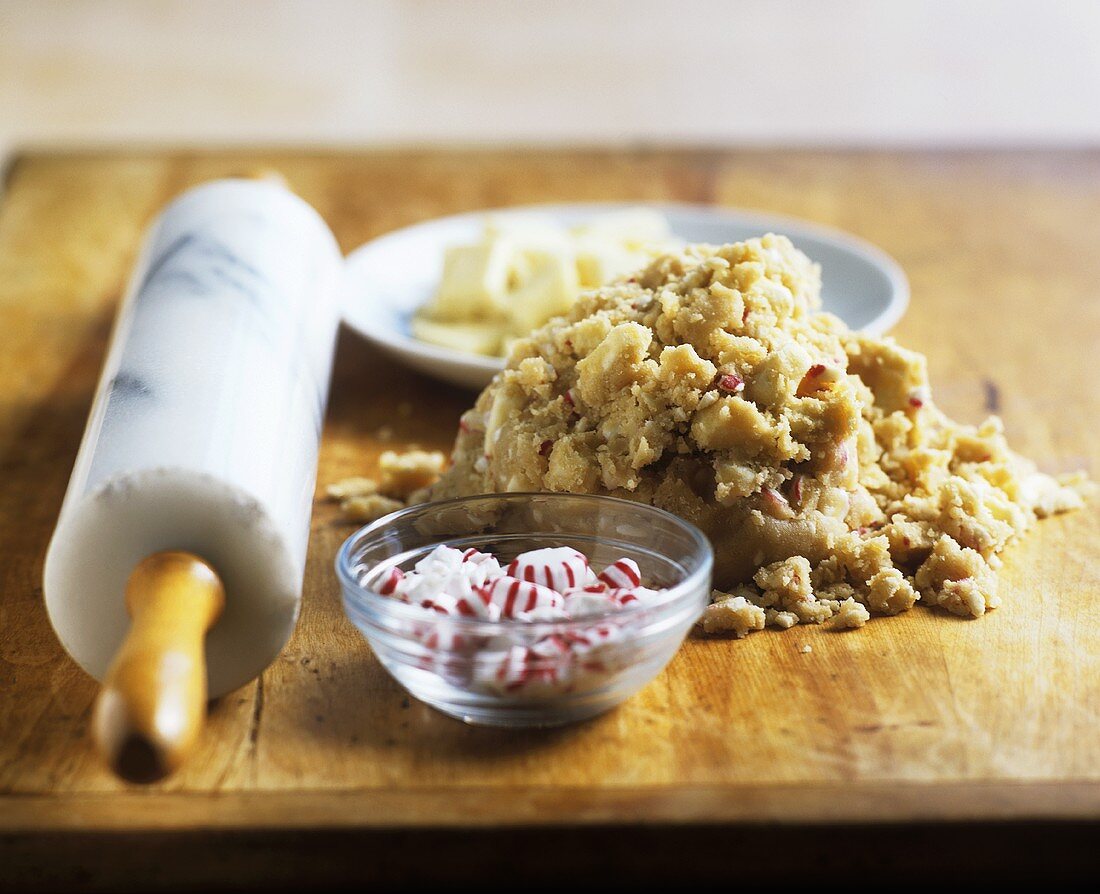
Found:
<box><xmin>427</xmin><ymin>235</ymin><xmax>1087</xmax><ymax>631</ymax></box>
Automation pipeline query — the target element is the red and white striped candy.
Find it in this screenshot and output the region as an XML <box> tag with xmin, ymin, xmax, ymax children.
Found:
<box><xmin>607</xmin><ymin>585</ymin><xmax>662</xmax><ymax>608</ymax></box>
<box><xmin>566</xmin><ymin>582</ymin><xmax>608</xmax><ymax>595</ymax></box>
<box><xmin>442</xmin><ymin>574</ymin><xmax>496</xmax><ymax>619</ymax></box>
<box><xmin>507</xmin><ymin>547</ymin><xmax>590</xmax><ymax>592</ymax></box>
<box><xmin>565</xmin><ymin>624</ymin><xmax>627</xmax><ymax>674</ymax></box>
<box><xmin>493</xmin><ymin>645</ymin><xmax>561</xmax><ymax>692</ymax></box>
<box><xmin>607</xmin><ymin>588</ymin><xmax>641</xmax><ymax>607</ymax></box>
<box><xmin>493</xmin><ymin>645</ymin><xmax>532</xmax><ymax>691</ymax></box>
<box><xmin>415</xmin><ymin>589</ymin><xmax>495</xmax><ymax>621</ymax></box>
<box><xmin>452</xmin><ymin>593</ymin><xmax>489</xmax><ymax>618</ymax></box>
<box><xmin>408</xmin><ymin>614</ymin><xmax>473</xmax><ymax>663</ymax></box>
<box><xmin>597</xmin><ymin>558</ymin><xmax>641</xmax><ymax>590</ymax></box>
<box><xmin>456</xmin><ymin>550</ymin><xmax>502</xmax><ymax>588</ymax></box>
<box><xmin>421</xmin><ymin>626</ymin><xmax>469</xmax><ymax>652</ymax></box>
<box><xmin>376</xmin><ymin>566</ymin><xmax>405</xmax><ymax>596</ymax></box>
<box><xmin>417</xmin><ymin>594</ymin><xmax>456</xmax><ymax>615</ymax></box>
<box><xmin>563</xmin><ymin>624</ymin><xmax>620</xmax><ymax>652</ymax></box>
<box><xmin>529</xmin><ymin>633</ymin><xmax>572</xmax><ymax>659</ymax></box>
<box><xmin>476</xmin><ymin>576</ymin><xmax>563</xmax><ymax>619</ymax></box>
<box><xmin>562</xmin><ymin>589</ymin><xmax>617</xmax><ymax>618</ymax></box>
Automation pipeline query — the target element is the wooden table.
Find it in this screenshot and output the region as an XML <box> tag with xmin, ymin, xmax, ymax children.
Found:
<box><xmin>2</xmin><ymin>150</ymin><xmax>1098</xmax><ymax>888</ymax></box>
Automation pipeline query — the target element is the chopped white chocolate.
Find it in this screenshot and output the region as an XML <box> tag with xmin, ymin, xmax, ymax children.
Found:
<box><xmin>411</xmin><ymin>318</ymin><xmax>504</xmax><ymax>357</ymax></box>
<box><xmin>412</xmin><ymin>211</ymin><xmax>676</xmax><ymax>357</ymax></box>
<box><xmin>429</xmin><ymin>240</ymin><xmax>513</xmax><ymax>320</ymax></box>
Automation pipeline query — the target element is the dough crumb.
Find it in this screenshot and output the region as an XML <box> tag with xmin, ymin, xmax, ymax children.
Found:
<box><xmin>339</xmin><ymin>493</ymin><xmax>404</xmax><ymax>523</ymax></box>
<box><xmin>702</xmin><ymin>592</ymin><xmax>766</xmax><ymax>637</ymax></box>
<box><xmin>800</xmin><ymin>644</ymin><xmax>813</xmax><ymax>654</ymax></box>
<box><xmin>379</xmin><ymin>449</ymin><xmax>447</xmax><ymax>498</ymax></box>
<box><xmin>765</xmin><ymin>608</ymin><xmax>800</xmax><ymax>629</ymax></box>
<box><xmin>831</xmin><ymin>597</ymin><xmax>871</xmax><ymax>630</ymax></box>
<box><xmin>329</xmin><ymin>449</ymin><xmax>448</xmax><ymax>521</ymax></box>
<box><xmin>325</xmin><ymin>477</ymin><xmax>379</xmax><ymax>500</ymax></box>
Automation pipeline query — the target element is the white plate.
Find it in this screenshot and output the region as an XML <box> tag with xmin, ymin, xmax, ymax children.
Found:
<box><xmin>343</xmin><ymin>203</ymin><xmax>909</xmax><ymax>391</ymax></box>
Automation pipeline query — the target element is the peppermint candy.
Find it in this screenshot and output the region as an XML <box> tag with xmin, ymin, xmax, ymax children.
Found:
<box><xmin>605</xmin><ymin>586</ymin><xmax>661</xmax><ymax>607</ymax></box>
<box><xmin>564</xmin><ymin>624</ymin><xmax>628</xmax><ymax>676</ymax></box>
<box><xmin>480</xmin><ymin>643</ymin><xmax>567</xmax><ymax>695</ymax></box>
<box><xmin>609</xmin><ymin>589</ymin><xmax>641</xmax><ymax>607</ymax></box>
<box><xmin>598</xmin><ymin>557</ymin><xmax>641</xmax><ymax>589</ymax></box>
<box><xmin>477</xmin><ymin>646</ymin><xmax>542</xmax><ymax>693</ymax></box>
<box><xmin>562</xmin><ymin>589</ymin><xmax>618</xmax><ymax>618</ymax></box>
<box><xmin>476</xmin><ymin>576</ymin><xmax>564</xmax><ymax>619</ymax></box>
<box><xmin>371</xmin><ymin>546</ymin><xmax>664</xmax><ymax>698</ymax></box>
<box><xmin>421</xmin><ymin>625</ymin><xmax>470</xmax><ymax>653</ymax></box>
<box><xmin>507</xmin><ymin>546</ymin><xmax>591</xmax><ymax>592</ymax></box>
<box><xmin>377</xmin><ymin>566</ymin><xmax>405</xmax><ymax>596</ymax></box>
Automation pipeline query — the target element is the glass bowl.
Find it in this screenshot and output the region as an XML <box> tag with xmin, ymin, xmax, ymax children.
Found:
<box><xmin>336</xmin><ymin>493</ymin><xmax>713</xmax><ymax>727</ymax></box>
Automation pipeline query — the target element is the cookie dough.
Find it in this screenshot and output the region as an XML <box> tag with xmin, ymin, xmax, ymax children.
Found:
<box><xmin>425</xmin><ymin>235</ymin><xmax>1088</xmax><ymax>630</ymax></box>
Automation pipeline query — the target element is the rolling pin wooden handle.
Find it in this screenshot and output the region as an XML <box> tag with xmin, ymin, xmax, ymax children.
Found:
<box><xmin>92</xmin><ymin>551</ymin><xmax>225</xmax><ymax>783</ymax></box>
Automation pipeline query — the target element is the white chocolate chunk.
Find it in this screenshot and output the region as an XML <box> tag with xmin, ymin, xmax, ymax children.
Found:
<box><xmin>411</xmin><ymin>318</ymin><xmax>504</xmax><ymax>356</ymax></box>
<box><xmin>506</xmin><ymin>248</ymin><xmax>579</xmax><ymax>336</ymax></box>
<box><xmin>431</xmin><ymin>241</ymin><xmax>514</xmax><ymax>320</ymax></box>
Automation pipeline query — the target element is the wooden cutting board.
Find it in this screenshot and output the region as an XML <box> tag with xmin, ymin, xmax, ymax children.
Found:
<box><xmin>1</xmin><ymin>150</ymin><xmax>1098</xmax><ymax>887</ymax></box>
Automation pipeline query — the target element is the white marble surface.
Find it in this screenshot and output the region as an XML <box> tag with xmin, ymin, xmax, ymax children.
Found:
<box><xmin>44</xmin><ymin>180</ymin><xmax>344</xmax><ymax>697</ymax></box>
<box><xmin>2</xmin><ymin>0</ymin><xmax>1099</xmax><ymax>160</ymax></box>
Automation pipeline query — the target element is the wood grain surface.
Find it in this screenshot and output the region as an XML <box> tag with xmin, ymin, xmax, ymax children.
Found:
<box><xmin>0</xmin><ymin>150</ymin><xmax>1098</xmax><ymax>884</ymax></box>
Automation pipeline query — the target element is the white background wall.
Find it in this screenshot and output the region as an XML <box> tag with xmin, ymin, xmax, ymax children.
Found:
<box><xmin>3</xmin><ymin>0</ymin><xmax>1100</xmax><ymax>156</ymax></box>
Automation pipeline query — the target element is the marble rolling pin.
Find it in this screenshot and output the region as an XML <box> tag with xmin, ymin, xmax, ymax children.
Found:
<box><xmin>43</xmin><ymin>178</ymin><xmax>344</xmax><ymax>781</ymax></box>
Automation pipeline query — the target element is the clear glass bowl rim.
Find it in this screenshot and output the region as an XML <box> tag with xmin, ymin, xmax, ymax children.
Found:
<box><xmin>335</xmin><ymin>492</ymin><xmax>714</xmax><ymax>633</ymax></box>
